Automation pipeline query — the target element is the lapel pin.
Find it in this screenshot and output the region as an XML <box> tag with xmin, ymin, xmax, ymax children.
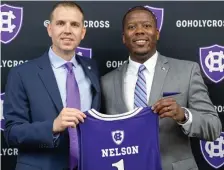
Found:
<box><xmin>88</xmin><ymin>66</ymin><xmax>91</xmax><ymax>70</ymax></box>
<box><xmin>162</xmin><ymin>67</ymin><xmax>166</xmax><ymax>71</ymax></box>
<box><xmin>77</xmin><ymin>52</ymin><xmax>83</xmax><ymax>56</ymax></box>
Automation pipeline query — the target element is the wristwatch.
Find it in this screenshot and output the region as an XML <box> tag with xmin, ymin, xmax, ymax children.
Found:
<box><xmin>182</xmin><ymin>108</ymin><xmax>189</xmax><ymax>123</ymax></box>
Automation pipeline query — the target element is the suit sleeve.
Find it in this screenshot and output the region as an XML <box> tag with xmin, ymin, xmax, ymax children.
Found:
<box><xmin>186</xmin><ymin>63</ymin><xmax>222</xmax><ymax>141</ymax></box>
<box><xmin>3</xmin><ymin>68</ymin><xmax>56</xmax><ymax>149</ymax></box>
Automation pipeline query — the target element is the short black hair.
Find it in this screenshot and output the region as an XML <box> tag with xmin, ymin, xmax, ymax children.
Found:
<box><xmin>122</xmin><ymin>6</ymin><xmax>157</xmax><ymax>31</ymax></box>
<box><xmin>49</xmin><ymin>1</ymin><xmax>84</xmax><ymax>22</ymax></box>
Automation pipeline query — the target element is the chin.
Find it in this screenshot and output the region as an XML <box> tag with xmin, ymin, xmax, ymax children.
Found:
<box><xmin>61</xmin><ymin>46</ymin><xmax>75</xmax><ymax>51</ymax></box>
<box><xmin>134</xmin><ymin>50</ymin><xmax>149</xmax><ymax>56</ymax></box>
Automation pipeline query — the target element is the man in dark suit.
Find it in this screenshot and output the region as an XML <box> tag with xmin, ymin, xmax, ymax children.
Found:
<box><xmin>3</xmin><ymin>2</ymin><xmax>101</xmax><ymax>170</ymax></box>
<box><xmin>101</xmin><ymin>6</ymin><xmax>221</xmax><ymax>170</ymax></box>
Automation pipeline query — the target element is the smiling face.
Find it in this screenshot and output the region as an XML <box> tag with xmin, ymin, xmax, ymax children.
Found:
<box><xmin>47</xmin><ymin>6</ymin><xmax>86</xmax><ymax>59</ymax></box>
<box><xmin>123</xmin><ymin>9</ymin><xmax>159</xmax><ymax>63</ymax></box>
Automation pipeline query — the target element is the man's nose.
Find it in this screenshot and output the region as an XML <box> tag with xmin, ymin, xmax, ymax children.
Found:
<box><xmin>64</xmin><ymin>23</ymin><xmax>72</xmax><ymax>33</ymax></box>
<box><xmin>135</xmin><ymin>26</ymin><xmax>144</xmax><ymax>35</ymax></box>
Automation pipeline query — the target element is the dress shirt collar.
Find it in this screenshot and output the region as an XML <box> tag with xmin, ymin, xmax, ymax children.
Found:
<box><xmin>127</xmin><ymin>51</ymin><xmax>158</xmax><ymax>75</ymax></box>
<box><xmin>48</xmin><ymin>47</ymin><xmax>78</xmax><ymax>69</ymax></box>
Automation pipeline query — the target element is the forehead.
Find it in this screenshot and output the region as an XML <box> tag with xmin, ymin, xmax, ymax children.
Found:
<box><xmin>125</xmin><ymin>9</ymin><xmax>154</xmax><ymax>24</ymax></box>
<box><xmin>52</xmin><ymin>6</ymin><xmax>83</xmax><ymax>22</ymax></box>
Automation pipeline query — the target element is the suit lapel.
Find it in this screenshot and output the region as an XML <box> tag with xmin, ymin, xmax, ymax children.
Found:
<box><xmin>76</xmin><ymin>55</ymin><xmax>100</xmax><ymax>93</ymax></box>
<box><xmin>148</xmin><ymin>54</ymin><xmax>169</xmax><ymax>106</ymax></box>
<box><xmin>114</xmin><ymin>55</ymin><xmax>169</xmax><ymax>112</ymax></box>
<box><xmin>114</xmin><ymin>62</ymin><xmax>129</xmax><ymax>113</ymax></box>
<box><xmin>37</xmin><ymin>53</ymin><xmax>63</xmax><ymax>113</ymax></box>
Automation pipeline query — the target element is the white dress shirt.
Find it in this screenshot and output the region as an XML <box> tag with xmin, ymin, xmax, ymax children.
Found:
<box><xmin>124</xmin><ymin>51</ymin><xmax>192</xmax><ymax>132</ymax></box>
<box><xmin>49</xmin><ymin>47</ymin><xmax>92</xmax><ymax>112</ymax></box>
<box><xmin>124</xmin><ymin>51</ymin><xmax>158</xmax><ymax>110</ymax></box>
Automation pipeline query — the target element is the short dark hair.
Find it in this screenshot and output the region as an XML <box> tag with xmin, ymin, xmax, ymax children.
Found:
<box><xmin>122</xmin><ymin>6</ymin><xmax>157</xmax><ymax>31</ymax></box>
<box><xmin>49</xmin><ymin>1</ymin><xmax>84</xmax><ymax>22</ymax></box>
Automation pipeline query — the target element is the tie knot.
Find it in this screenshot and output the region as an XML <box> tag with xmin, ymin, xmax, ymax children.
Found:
<box><xmin>65</xmin><ymin>62</ymin><xmax>73</xmax><ymax>72</ymax></box>
<box><xmin>139</xmin><ymin>64</ymin><xmax>146</xmax><ymax>73</ymax></box>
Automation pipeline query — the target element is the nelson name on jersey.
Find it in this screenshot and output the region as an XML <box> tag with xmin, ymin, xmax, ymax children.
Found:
<box><xmin>101</xmin><ymin>145</ymin><xmax>139</xmax><ymax>157</ymax></box>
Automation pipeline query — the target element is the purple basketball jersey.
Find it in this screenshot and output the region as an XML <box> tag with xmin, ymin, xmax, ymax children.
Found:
<box><xmin>78</xmin><ymin>107</ymin><xmax>162</xmax><ymax>170</ymax></box>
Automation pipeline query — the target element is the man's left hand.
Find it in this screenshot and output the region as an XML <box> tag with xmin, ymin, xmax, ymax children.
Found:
<box><xmin>152</xmin><ymin>97</ymin><xmax>185</xmax><ymax>122</ymax></box>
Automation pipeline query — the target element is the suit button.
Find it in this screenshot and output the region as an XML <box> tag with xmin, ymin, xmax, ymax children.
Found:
<box><xmin>192</xmin><ymin>133</ymin><xmax>197</xmax><ymax>137</ymax></box>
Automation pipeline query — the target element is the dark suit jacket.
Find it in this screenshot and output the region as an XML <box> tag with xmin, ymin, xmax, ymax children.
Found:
<box><xmin>3</xmin><ymin>52</ymin><xmax>101</xmax><ymax>170</ymax></box>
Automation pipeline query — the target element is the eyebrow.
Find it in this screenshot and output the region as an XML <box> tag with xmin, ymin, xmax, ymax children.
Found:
<box><xmin>127</xmin><ymin>20</ymin><xmax>153</xmax><ymax>24</ymax></box>
<box><xmin>55</xmin><ymin>20</ymin><xmax>81</xmax><ymax>24</ymax></box>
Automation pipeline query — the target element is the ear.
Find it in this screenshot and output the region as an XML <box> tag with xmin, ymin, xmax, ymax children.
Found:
<box><xmin>122</xmin><ymin>33</ymin><xmax>125</xmax><ymax>44</ymax></box>
<box><xmin>156</xmin><ymin>29</ymin><xmax>160</xmax><ymax>41</ymax></box>
<box><xmin>81</xmin><ymin>27</ymin><xmax>86</xmax><ymax>40</ymax></box>
<box><xmin>47</xmin><ymin>23</ymin><xmax>52</xmax><ymax>37</ymax></box>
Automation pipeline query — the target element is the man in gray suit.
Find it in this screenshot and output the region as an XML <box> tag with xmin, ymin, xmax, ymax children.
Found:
<box><xmin>101</xmin><ymin>6</ymin><xmax>222</xmax><ymax>170</ymax></box>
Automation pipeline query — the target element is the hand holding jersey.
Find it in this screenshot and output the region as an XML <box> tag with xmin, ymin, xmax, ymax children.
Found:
<box><xmin>152</xmin><ymin>97</ymin><xmax>185</xmax><ymax>122</ymax></box>
<box><xmin>53</xmin><ymin>108</ymin><xmax>86</xmax><ymax>133</ymax></box>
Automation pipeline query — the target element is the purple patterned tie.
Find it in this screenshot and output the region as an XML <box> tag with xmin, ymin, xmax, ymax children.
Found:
<box><xmin>65</xmin><ymin>62</ymin><xmax>80</xmax><ymax>170</ymax></box>
<box><xmin>134</xmin><ymin>64</ymin><xmax>148</xmax><ymax>108</ymax></box>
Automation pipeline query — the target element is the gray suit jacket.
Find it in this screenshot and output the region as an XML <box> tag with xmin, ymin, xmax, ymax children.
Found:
<box><xmin>101</xmin><ymin>54</ymin><xmax>222</xmax><ymax>170</ymax></box>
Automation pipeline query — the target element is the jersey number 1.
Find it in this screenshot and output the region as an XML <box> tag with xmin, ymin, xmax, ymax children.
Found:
<box><xmin>112</xmin><ymin>159</ymin><xmax>124</xmax><ymax>170</ymax></box>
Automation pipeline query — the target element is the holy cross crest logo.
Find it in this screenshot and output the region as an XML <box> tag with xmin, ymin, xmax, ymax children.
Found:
<box><xmin>112</xmin><ymin>130</ymin><xmax>125</xmax><ymax>145</ymax></box>
<box><xmin>0</xmin><ymin>4</ymin><xmax>23</xmax><ymax>44</ymax></box>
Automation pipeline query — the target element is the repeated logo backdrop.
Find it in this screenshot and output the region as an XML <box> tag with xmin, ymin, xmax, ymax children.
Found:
<box><xmin>1</xmin><ymin>1</ymin><xmax>224</xmax><ymax>170</ymax></box>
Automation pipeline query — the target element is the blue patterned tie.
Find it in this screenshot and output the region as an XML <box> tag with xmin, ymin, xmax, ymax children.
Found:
<box><xmin>134</xmin><ymin>64</ymin><xmax>148</xmax><ymax>108</ymax></box>
<box><xmin>65</xmin><ymin>62</ymin><xmax>80</xmax><ymax>170</ymax></box>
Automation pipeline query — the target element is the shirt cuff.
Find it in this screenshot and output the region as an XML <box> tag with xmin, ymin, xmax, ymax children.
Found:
<box><xmin>177</xmin><ymin>107</ymin><xmax>192</xmax><ymax>134</ymax></box>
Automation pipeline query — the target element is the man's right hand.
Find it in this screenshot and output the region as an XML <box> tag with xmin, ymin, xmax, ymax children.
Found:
<box><xmin>53</xmin><ymin>108</ymin><xmax>86</xmax><ymax>133</ymax></box>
